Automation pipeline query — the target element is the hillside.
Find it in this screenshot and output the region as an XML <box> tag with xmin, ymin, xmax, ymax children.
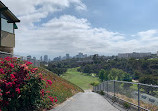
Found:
<box><xmin>38</xmin><ymin>67</ymin><xmax>84</xmax><ymax>105</ymax></box>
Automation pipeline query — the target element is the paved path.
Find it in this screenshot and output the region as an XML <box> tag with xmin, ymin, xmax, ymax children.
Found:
<box><xmin>51</xmin><ymin>90</ymin><xmax>119</xmax><ymax>111</ymax></box>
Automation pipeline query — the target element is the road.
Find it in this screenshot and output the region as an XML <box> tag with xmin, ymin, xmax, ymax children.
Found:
<box><xmin>51</xmin><ymin>90</ymin><xmax>119</xmax><ymax>111</ymax></box>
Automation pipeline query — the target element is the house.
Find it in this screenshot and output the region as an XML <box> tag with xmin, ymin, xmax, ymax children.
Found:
<box><xmin>0</xmin><ymin>1</ymin><xmax>20</xmax><ymax>54</ymax></box>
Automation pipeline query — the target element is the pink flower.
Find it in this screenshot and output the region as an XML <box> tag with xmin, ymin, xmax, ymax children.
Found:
<box><xmin>0</xmin><ymin>93</ymin><xmax>2</xmax><ymax>96</ymax></box>
<box><xmin>5</xmin><ymin>82</ymin><xmax>12</xmax><ymax>87</ymax></box>
<box><xmin>6</xmin><ymin>91</ymin><xmax>10</xmax><ymax>95</ymax></box>
<box><xmin>46</xmin><ymin>91</ymin><xmax>50</xmax><ymax>93</ymax></box>
<box><xmin>15</xmin><ymin>88</ymin><xmax>20</xmax><ymax>94</ymax></box>
<box><xmin>8</xmin><ymin>63</ymin><xmax>14</xmax><ymax>68</ymax></box>
<box><xmin>47</xmin><ymin>80</ymin><xmax>52</xmax><ymax>85</ymax></box>
<box><xmin>0</xmin><ymin>61</ymin><xmax>4</xmax><ymax>64</ymax></box>
<box><xmin>12</xmin><ymin>81</ymin><xmax>15</xmax><ymax>85</ymax></box>
<box><xmin>4</xmin><ymin>57</ymin><xmax>11</xmax><ymax>61</ymax></box>
<box><xmin>10</xmin><ymin>74</ymin><xmax>15</xmax><ymax>79</ymax></box>
<box><xmin>21</xmin><ymin>64</ymin><xmax>27</xmax><ymax>68</ymax></box>
<box><xmin>0</xmin><ymin>68</ymin><xmax>4</xmax><ymax>74</ymax></box>
<box><xmin>25</xmin><ymin>61</ymin><xmax>32</xmax><ymax>65</ymax></box>
<box><xmin>41</xmin><ymin>89</ymin><xmax>45</xmax><ymax>96</ymax></box>
<box><xmin>48</xmin><ymin>96</ymin><xmax>54</xmax><ymax>103</ymax></box>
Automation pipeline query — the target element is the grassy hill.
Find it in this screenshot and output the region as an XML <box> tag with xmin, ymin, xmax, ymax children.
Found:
<box><xmin>38</xmin><ymin>67</ymin><xmax>84</xmax><ymax>106</ymax></box>
<box><xmin>61</xmin><ymin>68</ymin><xmax>100</xmax><ymax>90</ymax></box>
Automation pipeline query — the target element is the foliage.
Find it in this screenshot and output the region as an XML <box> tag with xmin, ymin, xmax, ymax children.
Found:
<box><xmin>123</xmin><ymin>102</ymin><xmax>131</xmax><ymax>109</ymax></box>
<box><xmin>47</xmin><ymin>62</ymin><xmax>67</xmax><ymax>76</ymax></box>
<box><xmin>78</xmin><ymin>57</ymin><xmax>158</xmax><ymax>84</ymax></box>
<box><xmin>90</xmin><ymin>82</ymin><xmax>99</xmax><ymax>86</ymax></box>
<box><xmin>139</xmin><ymin>76</ymin><xmax>158</xmax><ymax>95</ymax></box>
<box><xmin>98</xmin><ymin>69</ymin><xmax>106</xmax><ymax>82</ymax></box>
<box><xmin>99</xmin><ymin>90</ymin><xmax>105</xmax><ymax>95</ymax></box>
<box><xmin>0</xmin><ymin>57</ymin><xmax>57</xmax><ymax>111</ymax></box>
<box><xmin>139</xmin><ymin>76</ymin><xmax>158</xmax><ymax>85</ymax></box>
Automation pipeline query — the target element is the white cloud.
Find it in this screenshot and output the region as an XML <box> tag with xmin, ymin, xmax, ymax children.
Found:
<box><xmin>1</xmin><ymin>0</ymin><xmax>87</xmax><ymax>28</ymax></box>
<box><xmin>137</xmin><ymin>29</ymin><xmax>158</xmax><ymax>41</ymax></box>
<box><xmin>1</xmin><ymin>0</ymin><xmax>158</xmax><ymax>58</ymax></box>
<box><xmin>14</xmin><ymin>14</ymin><xmax>158</xmax><ymax>58</ymax></box>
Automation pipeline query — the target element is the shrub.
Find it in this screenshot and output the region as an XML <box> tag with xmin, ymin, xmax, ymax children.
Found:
<box><xmin>90</xmin><ymin>82</ymin><xmax>99</xmax><ymax>86</ymax></box>
<box><xmin>0</xmin><ymin>57</ymin><xmax>57</xmax><ymax>111</ymax></box>
<box><xmin>123</xmin><ymin>102</ymin><xmax>131</xmax><ymax>109</ymax></box>
<box><xmin>99</xmin><ymin>90</ymin><xmax>105</xmax><ymax>95</ymax></box>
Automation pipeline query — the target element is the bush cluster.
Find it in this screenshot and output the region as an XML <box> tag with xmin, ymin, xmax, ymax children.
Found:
<box><xmin>0</xmin><ymin>57</ymin><xmax>57</xmax><ymax>111</ymax></box>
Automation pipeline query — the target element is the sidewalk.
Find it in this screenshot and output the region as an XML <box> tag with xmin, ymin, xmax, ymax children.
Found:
<box><xmin>51</xmin><ymin>90</ymin><xmax>120</xmax><ymax>111</ymax></box>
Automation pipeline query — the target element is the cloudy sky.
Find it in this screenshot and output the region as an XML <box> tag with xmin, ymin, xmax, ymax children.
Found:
<box><xmin>2</xmin><ymin>0</ymin><xmax>158</xmax><ymax>59</ymax></box>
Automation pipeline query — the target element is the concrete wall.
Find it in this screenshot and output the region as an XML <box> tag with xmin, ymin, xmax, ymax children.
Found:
<box><xmin>1</xmin><ymin>30</ymin><xmax>15</xmax><ymax>47</ymax></box>
<box><xmin>0</xmin><ymin>30</ymin><xmax>15</xmax><ymax>53</ymax></box>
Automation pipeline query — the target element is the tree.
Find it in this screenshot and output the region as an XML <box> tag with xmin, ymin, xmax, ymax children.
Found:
<box><xmin>108</xmin><ymin>68</ymin><xmax>130</xmax><ymax>81</ymax></box>
<box><xmin>99</xmin><ymin>69</ymin><xmax>105</xmax><ymax>82</ymax></box>
<box><xmin>139</xmin><ymin>76</ymin><xmax>158</xmax><ymax>95</ymax></box>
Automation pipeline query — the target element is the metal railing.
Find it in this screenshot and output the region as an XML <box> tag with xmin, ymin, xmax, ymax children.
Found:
<box><xmin>0</xmin><ymin>51</ymin><xmax>40</xmax><ymax>67</ymax></box>
<box><xmin>93</xmin><ymin>80</ymin><xmax>158</xmax><ymax>111</ymax></box>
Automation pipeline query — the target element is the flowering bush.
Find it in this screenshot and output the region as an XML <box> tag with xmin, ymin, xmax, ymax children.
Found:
<box><xmin>0</xmin><ymin>57</ymin><xmax>57</xmax><ymax>111</ymax></box>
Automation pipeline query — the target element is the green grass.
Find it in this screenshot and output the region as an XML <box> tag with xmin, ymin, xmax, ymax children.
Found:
<box><xmin>61</xmin><ymin>68</ymin><xmax>100</xmax><ymax>90</ymax></box>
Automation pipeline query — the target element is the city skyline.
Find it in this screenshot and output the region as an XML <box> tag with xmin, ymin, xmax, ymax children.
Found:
<box><xmin>28</xmin><ymin>51</ymin><xmax>158</xmax><ymax>61</ymax></box>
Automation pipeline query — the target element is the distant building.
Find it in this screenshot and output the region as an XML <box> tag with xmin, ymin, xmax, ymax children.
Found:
<box><xmin>33</xmin><ymin>57</ymin><xmax>36</xmax><ymax>60</ymax></box>
<box><xmin>27</xmin><ymin>55</ymin><xmax>31</xmax><ymax>61</ymax></box>
<box><xmin>44</xmin><ymin>55</ymin><xmax>48</xmax><ymax>62</ymax></box>
<box><xmin>53</xmin><ymin>56</ymin><xmax>61</xmax><ymax>61</ymax></box>
<box><xmin>84</xmin><ymin>54</ymin><xmax>87</xmax><ymax>58</ymax></box>
<box><xmin>78</xmin><ymin>52</ymin><xmax>84</xmax><ymax>58</ymax></box>
<box><xmin>118</xmin><ymin>52</ymin><xmax>151</xmax><ymax>59</ymax></box>
<box><xmin>40</xmin><ymin>56</ymin><xmax>42</xmax><ymax>61</ymax></box>
<box><xmin>66</xmin><ymin>54</ymin><xmax>70</xmax><ymax>59</ymax></box>
<box><xmin>157</xmin><ymin>51</ymin><xmax>158</xmax><ymax>56</ymax></box>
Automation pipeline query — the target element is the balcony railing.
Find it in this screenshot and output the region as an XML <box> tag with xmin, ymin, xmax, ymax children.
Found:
<box><xmin>93</xmin><ymin>80</ymin><xmax>158</xmax><ymax>111</ymax></box>
<box><xmin>0</xmin><ymin>51</ymin><xmax>40</xmax><ymax>67</ymax></box>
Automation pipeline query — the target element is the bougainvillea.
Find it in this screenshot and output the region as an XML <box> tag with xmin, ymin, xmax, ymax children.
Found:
<box><xmin>0</xmin><ymin>57</ymin><xmax>57</xmax><ymax>111</ymax></box>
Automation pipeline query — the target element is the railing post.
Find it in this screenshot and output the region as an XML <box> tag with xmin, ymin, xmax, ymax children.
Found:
<box><xmin>138</xmin><ymin>83</ymin><xmax>140</xmax><ymax>111</ymax></box>
<box><xmin>107</xmin><ymin>81</ymin><xmax>108</xmax><ymax>97</ymax></box>
<box><xmin>93</xmin><ymin>86</ymin><xmax>95</xmax><ymax>92</ymax></box>
<box><xmin>95</xmin><ymin>86</ymin><xmax>96</xmax><ymax>92</ymax></box>
<box><xmin>114</xmin><ymin>80</ymin><xmax>116</xmax><ymax>97</ymax></box>
<box><xmin>103</xmin><ymin>81</ymin><xmax>105</xmax><ymax>91</ymax></box>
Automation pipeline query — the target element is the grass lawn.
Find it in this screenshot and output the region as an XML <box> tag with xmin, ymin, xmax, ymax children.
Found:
<box><xmin>61</xmin><ymin>68</ymin><xmax>100</xmax><ymax>90</ymax></box>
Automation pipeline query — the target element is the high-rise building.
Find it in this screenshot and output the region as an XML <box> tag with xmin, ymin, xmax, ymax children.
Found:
<box><xmin>157</xmin><ymin>51</ymin><xmax>158</xmax><ymax>56</ymax></box>
<box><xmin>33</xmin><ymin>57</ymin><xmax>36</xmax><ymax>60</ymax></box>
<box><xmin>40</xmin><ymin>56</ymin><xmax>42</xmax><ymax>61</ymax></box>
<box><xmin>27</xmin><ymin>55</ymin><xmax>31</xmax><ymax>61</ymax></box>
<box><xmin>84</xmin><ymin>54</ymin><xmax>87</xmax><ymax>58</ymax></box>
<box><xmin>66</xmin><ymin>54</ymin><xmax>70</xmax><ymax>59</ymax></box>
<box><xmin>44</xmin><ymin>55</ymin><xmax>48</xmax><ymax>62</ymax></box>
<box><xmin>78</xmin><ymin>52</ymin><xmax>84</xmax><ymax>58</ymax></box>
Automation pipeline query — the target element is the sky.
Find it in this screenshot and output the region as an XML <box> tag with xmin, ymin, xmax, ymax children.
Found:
<box><xmin>2</xmin><ymin>0</ymin><xmax>158</xmax><ymax>59</ymax></box>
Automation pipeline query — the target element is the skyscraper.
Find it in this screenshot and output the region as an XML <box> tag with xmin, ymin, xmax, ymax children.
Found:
<box><xmin>27</xmin><ymin>55</ymin><xmax>31</xmax><ymax>61</ymax></box>
<box><xmin>40</xmin><ymin>56</ymin><xmax>42</xmax><ymax>61</ymax></box>
<box><xmin>44</xmin><ymin>55</ymin><xmax>48</xmax><ymax>63</ymax></box>
<box><xmin>66</xmin><ymin>54</ymin><xmax>70</xmax><ymax>59</ymax></box>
